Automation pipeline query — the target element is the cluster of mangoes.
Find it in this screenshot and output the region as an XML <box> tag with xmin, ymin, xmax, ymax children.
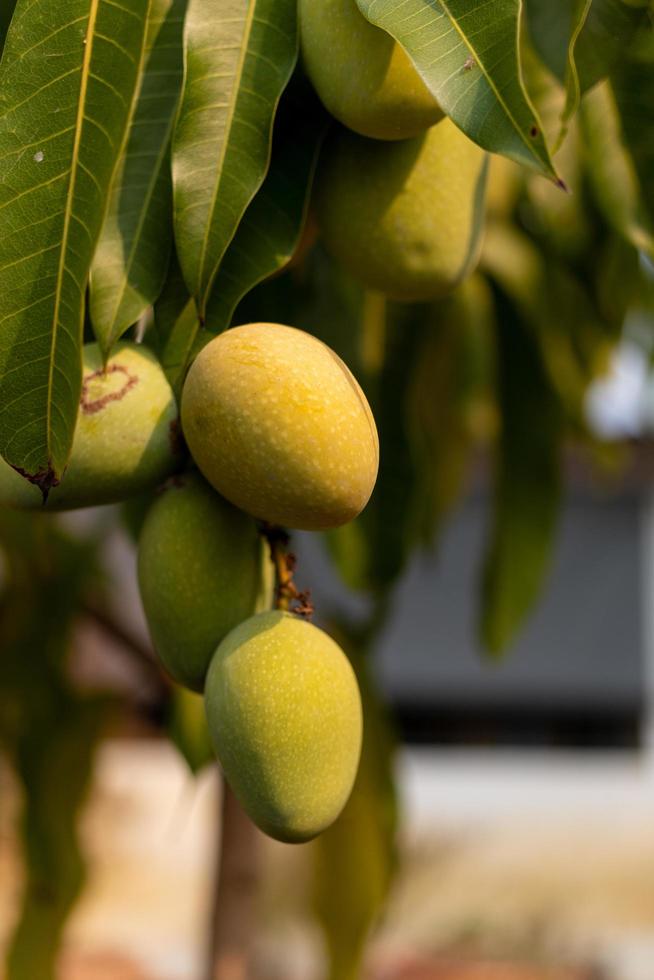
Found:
<box><xmin>303</xmin><ymin>0</ymin><xmax>488</xmax><ymax>300</ymax></box>
<box><xmin>0</xmin><ymin>323</ymin><xmax>377</xmax><ymax>844</ymax></box>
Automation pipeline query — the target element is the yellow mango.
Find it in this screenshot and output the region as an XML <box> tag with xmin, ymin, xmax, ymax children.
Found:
<box><xmin>300</xmin><ymin>0</ymin><xmax>441</xmax><ymax>140</ymax></box>
<box><xmin>315</xmin><ymin>118</ymin><xmax>488</xmax><ymax>301</ymax></box>
<box><xmin>204</xmin><ymin>610</ymin><xmax>363</xmax><ymax>843</ymax></box>
<box><xmin>137</xmin><ymin>472</ymin><xmax>263</xmax><ymax>692</ymax></box>
<box><xmin>0</xmin><ymin>342</ymin><xmax>180</xmax><ymax>510</ymax></box>
<box><xmin>180</xmin><ymin>323</ymin><xmax>378</xmax><ymax>531</ymax></box>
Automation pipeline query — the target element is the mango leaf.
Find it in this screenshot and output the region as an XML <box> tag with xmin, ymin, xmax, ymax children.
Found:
<box><xmin>408</xmin><ymin>277</ymin><xmax>496</xmax><ymax>546</ymax></box>
<box><xmin>355</xmin><ymin>0</ymin><xmax>558</xmax><ymax>180</ymax></box>
<box><xmin>0</xmin><ymin>512</ymin><xmax>108</xmax><ymax>980</ymax></box>
<box><xmin>172</xmin><ymin>0</ymin><xmax>298</xmax><ymax>319</ymax></box>
<box><xmin>168</xmin><ymin>687</ymin><xmax>213</xmax><ymax>774</ymax></box>
<box><xmin>526</xmin><ymin>0</ymin><xmax>650</xmax><ymax>93</ymax></box>
<box><xmin>480</xmin><ymin>283</ymin><xmax>563</xmax><ymax>655</ymax></box>
<box><xmin>580</xmin><ymin>81</ymin><xmax>654</xmax><ymax>260</ymax></box>
<box><xmin>313</xmin><ymin>651</ymin><xmax>397</xmax><ymax>980</ymax></box>
<box><xmin>89</xmin><ymin>0</ymin><xmax>188</xmax><ymax>354</ymax></box>
<box><xmin>611</xmin><ymin>28</ymin><xmax>654</xmax><ymax>248</ymax></box>
<box><xmin>204</xmin><ymin>78</ymin><xmax>328</xmax><ymax>333</ymax></box>
<box><xmin>0</xmin><ymin>0</ymin><xmax>149</xmax><ymax>490</ymax></box>
<box><xmin>153</xmin><ymin>249</ymin><xmax>203</xmax><ymax>399</ymax></box>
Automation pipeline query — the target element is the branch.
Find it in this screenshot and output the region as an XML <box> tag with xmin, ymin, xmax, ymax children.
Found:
<box><xmin>259</xmin><ymin>524</ymin><xmax>313</xmax><ymax>617</ymax></box>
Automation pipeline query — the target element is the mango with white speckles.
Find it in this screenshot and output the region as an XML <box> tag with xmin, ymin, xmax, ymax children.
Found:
<box><xmin>204</xmin><ymin>610</ymin><xmax>363</xmax><ymax>843</ymax></box>
<box><xmin>315</xmin><ymin>118</ymin><xmax>488</xmax><ymax>301</ymax></box>
<box><xmin>300</xmin><ymin>0</ymin><xmax>442</xmax><ymax>141</ymax></box>
<box><xmin>0</xmin><ymin>342</ymin><xmax>181</xmax><ymax>510</ymax></box>
<box><xmin>137</xmin><ymin>472</ymin><xmax>263</xmax><ymax>692</ymax></box>
<box><xmin>180</xmin><ymin>324</ymin><xmax>379</xmax><ymax>531</ymax></box>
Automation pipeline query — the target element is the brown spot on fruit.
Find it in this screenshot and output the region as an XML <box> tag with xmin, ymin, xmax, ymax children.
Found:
<box><xmin>81</xmin><ymin>364</ymin><xmax>138</xmax><ymax>415</ymax></box>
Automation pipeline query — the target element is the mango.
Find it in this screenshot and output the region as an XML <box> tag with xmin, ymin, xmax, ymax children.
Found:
<box><xmin>300</xmin><ymin>0</ymin><xmax>441</xmax><ymax>140</ymax></box>
<box><xmin>137</xmin><ymin>472</ymin><xmax>263</xmax><ymax>691</ymax></box>
<box><xmin>0</xmin><ymin>342</ymin><xmax>180</xmax><ymax>510</ymax></box>
<box><xmin>315</xmin><ymin>118</ymin><xmax>488</xmax><ymax>301</ymax></box>
<box><xmin>180</xmin><ymin>323</ymin><xmax>378</xmax><ymax>531</ymax></box>
<box><xmin>204</xmin><ymin>610</ymin><xmax>363</xmax><ymax>843</ymax></box>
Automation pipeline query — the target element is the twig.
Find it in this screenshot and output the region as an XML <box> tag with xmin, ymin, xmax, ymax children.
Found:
<box><xmin>259</xmin><ymin>524</ymin><xmax>313</xmax><ymax>617</ymax></box>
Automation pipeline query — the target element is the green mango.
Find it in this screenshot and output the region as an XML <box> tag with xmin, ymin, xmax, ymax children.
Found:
<box><xmin>0</xmin><ymin>342</ymin><xmax>181</xmax><ymax>510</ymax></box>
<box><xmin>204</xmin><ymin>610</ymin><xmax>363</xmax><ymax>843</ymax></box>
<box><xmin>315</xmin><ymin>117</ymin><xmax>489</xmax><ymax>301</ymax></box>
<box><xmin>137</xmin><ymin>472</ymin><xmax>263</xmax><ymax>692</ymax></box>
<box><xmin>300</xmin><ymin>0</ymin><xmax>441</xmax><ymax>140</ymax></box>
<box><xmin>180</xmin><ymin>323</ymin><xmax>379</xmax><ymax>531</ymax></box>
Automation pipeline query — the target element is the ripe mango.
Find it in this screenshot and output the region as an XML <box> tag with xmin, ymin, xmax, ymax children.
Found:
<box><xmin>315</xmin><ymin>118</ymin><xmax>488</xmax><ymax>301</ymax></box>
<box><xmin>180</xmin><ymin>323</ymin><xmax>379</xmax><ymax>531</ymax></box>
<box><xmin>204</xmin><ymin>610</ymin><xmax>363</xmax><ymax>843</ymax></box>
<box><xmin>300</xmin><ymin>0</ymin><xmax>441</xmax><ymax>140</ymax></box>
<box><xmin>0</xmin><ymin>342</ymin><xmax>180</xmax><ymax>509</ymax></box>
<box><xmin>137</xmin><ymin>472</ymin><xmax>263</xmax><ymax>692</ymax></box>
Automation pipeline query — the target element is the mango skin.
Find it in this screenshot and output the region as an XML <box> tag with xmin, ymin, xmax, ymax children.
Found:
<box><xmin>0</xmin><ymin>342</ymin><xmax>180</xmax><ymax>510</ymax></box>
<box><xmin>315</xmin><ymin>118</ymin><xmax>489</xmax><ymax>301</ymax></box>
<box><xmin>137</xmin><ymin>472</ymin><xmax>263</xmax><ymax>692</ymax></box>
<box><xmin>180</xmin><ymin>323</ymin><xmax>379</xmax><ymax>531</ymax></box>
<box><xmin>300</xmin><ymin>0</ymin><xmax>442</xmax><ymax>140</ymax></box>
<box><xmin>204</xmin><ymin>610</ymin><xmax>363</xmax><ymax>843</ymax></box>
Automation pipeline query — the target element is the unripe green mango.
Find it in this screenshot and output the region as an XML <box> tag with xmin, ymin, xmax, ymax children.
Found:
<box><xmin>204</xmin><ymin>610</ymin><xmax>363</xmax><ymax>843</ymax></box>
<box><xmin>0</xmin><ymin>342</ymin><xmax>180</xmax><ymax>510</ymax></box>
<box><xmin>181</xmin><ymin>323</ymin><xmax>378</xmax><ymax>531</ymax></box>
<box><xmin>315</xmin><ymin>118</ymin><xmax>489</xmax><ymax>301</ymax></box>
<box><xmin>137</xmin><ymin>472</ymin><xmax>263</xmax><ymax>692</ymax></box>
<box><xmin>300</xmin><ymin>0</ymin><xmax>441</xmax><ymax>140</ymax></box>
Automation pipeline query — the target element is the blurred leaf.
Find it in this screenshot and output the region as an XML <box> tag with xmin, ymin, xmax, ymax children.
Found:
<box><xmin>408</xmin><ymin>277</ymin><xmax>496</xmax><ymax>545</ymax></box>
<box><xmin>526</xmin><ymin>0</ymin><xmax>650</xmax><ymax>93</ymax></box>
<box><xmin>313</xmin><ymin>652</ymin><xmax>397</xmax><ymax>980</ymax></box>
<box><xmin>611</xmin><ymin>26</ymin><xmax>654</xmax><ymax>249</ymax></box>
<box><xmin>90</xmin><ymin>0</ymin><xmax>187</xmax><ymax>354</ymax></box>
<box><xmin>0</xmin><ymin>512</ymin><xmax>108</xmax><ymax>980</ymax></box>
<box><xmin>172</xmin><ymin>0</ymin><xmax>298</xmax><ymax>317</ymax></box>
<box><xmin>480</xmin><ymin>285</ymin><xmax>563</xmax><ymax>655</ymax></box>
<box><xmin>581</xmin><ymin>80</ymin><xmax>654</xmax><ymax>259</ymax></box>
<box><xmin>168</xmin><ymin>687</ymin><xmax>213</xmax><ymax>774</ymax></box>
<box><xmin>205</xmin><ymin>79</ymin><xmax>328</xmax><ymax>333</ymax></box>
<box><xmin>0</xmin><ymin>0</ymin><xmax>149</xmax><ymax>488</ymax></box>
<box><xmin>355</xmin><ymin>0</ymin><xmax>558</xmax><ymax>180</ymax></box>
<box><xmin>153</xmin><ymin>250</ymin><xmax>203</xmax><ymax>399</ymax></box>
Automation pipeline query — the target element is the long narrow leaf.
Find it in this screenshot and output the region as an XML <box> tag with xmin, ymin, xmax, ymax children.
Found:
<box><xmin>172</xmin><ymin>0</ymin><xmax>298</xmax><ymax>319</ymax></box>
<box><xmin>356</xmin><ymin>0</ymin><xmax>558</xmax><ymax>180</ymax></box>
<box><xmin>0</xmin><ymin>0</ymin><xmax>149</xmax><ymax>490</ymax></box>
<box><xmin>89</xmin><ymin>0</ymin><xmax>187</xmax><ymax>355</ymax></box>
<box><xmin>205</xmin><ymin>81</ymin><xmax>327</xmax><ymax>333</ymax></box>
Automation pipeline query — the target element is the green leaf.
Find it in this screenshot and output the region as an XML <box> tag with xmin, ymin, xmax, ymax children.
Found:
<box><xmin>313</xmin><ymin>653</ymin><xmax>397</xmax><ymax>980</ymax></box>
<box><xmin>355</xmin><ymin>0</ymin><xmax>558</xmax><ymax>180</ymax></box>
<box><xmin>0</xmin><ymin>0</ymin><xmax>149</xmax><ymax>489</ymax></box>
<box><xmin>480</xmin><ymin>283</ymin><xmax>563</xmax><ymax>655</ymax></box>
<box><xmin>153</xmin><ymin>249</ymin><xmax>203</xmax><ymax>399</ymax></box>
<box><xmin>580</xmin><ymin>81</ymin><xmax>654</xmax><ymax>259</ymax></box>
<box><xmin>172</xmin><ymin>0</ymin><xmax>298</xmax><ymax>318</ymax></box>
<box><xmin>611</xmin><ymin>27</ymin><xmax>654</xmax><ymax>249</ymax></box>
<box><xmin>168</xmin><ymin>687</ymin><xmax>213</xmax><ymax>774</ymax></box>
<box><xmin>89</xmin><ymin>0</ymin><xmax>188</xmax><ymax>354</ymax></box>
<box><xmin>204</xmin><ymin>78</ymin><xmax>328</xmax><ymax>333</ymax></box>
<box><xmin>526</xmin><ymin>0</ymin><xmax>650</xmax><ymax>93</ymax></box>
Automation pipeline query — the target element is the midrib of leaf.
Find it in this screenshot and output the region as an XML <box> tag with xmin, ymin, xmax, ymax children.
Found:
<box><xmin>98</xmin><ymin>0</ymin><xmax>168</xmax><ymax>340</ymax></box>
<box><xmin>196</xmin><ymin>1</ymin><xmax>256</xmax><ymax>310</ymax></box>
<box><xmin>437</xmin><ymin>0</ymin><xmax>545</xmax><ymax>165</ymax></box>
<box><xmin>47</xmin><ymin>0</ymin><xmax>100</xmax><ymax>457</ymax></box>
<box><xmin>557</xmin><ymin>0</ymin><xmax>592</xmax><ymax>150</ymax></box>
